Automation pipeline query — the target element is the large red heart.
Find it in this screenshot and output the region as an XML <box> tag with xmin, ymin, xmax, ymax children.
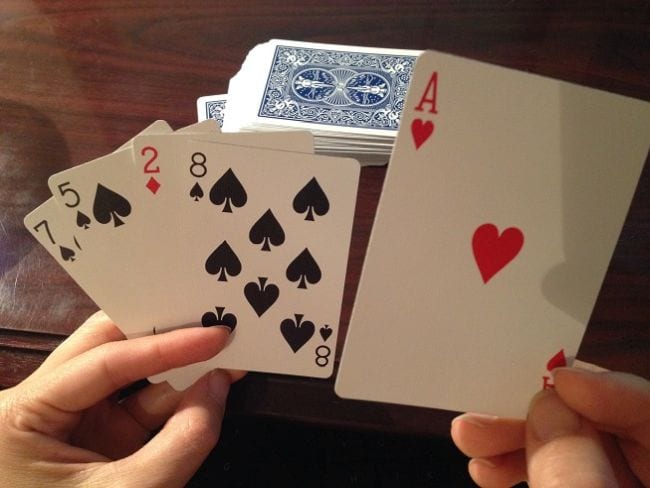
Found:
<box><xmin>411</xmin><ymin>118</ymin><xmax>434</xmax><ymax>149</ymax></box>
<box><xmin>472</xmin><ymin>223</ymin><xmax>524</xmax><ymax>283</ymax></box>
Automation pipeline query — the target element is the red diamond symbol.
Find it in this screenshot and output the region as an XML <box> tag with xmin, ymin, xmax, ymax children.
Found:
<box><xmin>146</xmin><ymin>177</ymin><xmax>160</xmax><ymax>194</ymax></box>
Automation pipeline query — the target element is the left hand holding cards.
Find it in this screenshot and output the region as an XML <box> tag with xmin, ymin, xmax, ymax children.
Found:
<box><xmin>450</xmin><ymin>368</ymin><xmax>650</xmax><ymax>487</ymax></box>
<box><xmin>0</xmin><ymin>311</ymin><xmax>242</xmax><ymax>488</ymax></box>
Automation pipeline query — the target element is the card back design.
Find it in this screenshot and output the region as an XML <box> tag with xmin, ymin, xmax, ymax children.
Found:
<box><xmin>258</xmin><ymin>44</ymin><xmax>418</xmax><ymax>131</ymax></box>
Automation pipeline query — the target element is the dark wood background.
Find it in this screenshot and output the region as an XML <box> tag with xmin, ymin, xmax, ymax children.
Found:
<box><xmin>0</xmin><ymin>0</ymin><xmax>648</xmax><ymax>436</ymax></box>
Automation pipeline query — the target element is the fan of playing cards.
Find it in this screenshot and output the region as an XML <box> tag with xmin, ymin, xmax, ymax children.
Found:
<box><xmin>198</xmin><ymin>40</ymin><xmax>422</xmax><ymax>166</ymax></box>
<box><xmin>25</xmin><ymin>120</ymin><xmax>360</xmax><ymax>389</ymax></box>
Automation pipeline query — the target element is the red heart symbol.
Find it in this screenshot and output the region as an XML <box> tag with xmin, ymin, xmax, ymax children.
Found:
<box><xmin>472</xmin><ymin>223</ymin><xmax>524</xmax><ymax>283</ymax></box>
<box><xmin>546</xmin><ymin>349</ymin><xmax>567</xmax><ymax>372</ymax></box>
<box><xmin>411</xmin><ymin>118</ymin><xmax>434</xmax><ymax>149</ymax></box>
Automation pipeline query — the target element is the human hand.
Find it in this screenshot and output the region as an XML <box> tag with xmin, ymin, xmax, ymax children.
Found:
<box><xmin>0</xmin><ymin>311</ymin><xmax>241</xmax><ymax>488</ymax></box>
<box><xmin>451</xmin><ymin>367</ymin><xmax>650</xmax><ymax>487</ymax></box>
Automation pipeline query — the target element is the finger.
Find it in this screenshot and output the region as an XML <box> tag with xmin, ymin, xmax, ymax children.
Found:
<box><xmin>526</xmin><ymin>388</ymin><xmax>617</xmax><ymax>488</ymax></box>
<box><xmin>451</xmin><ymin>413</ymin><xmax>526</xmax><ymax>458</ymax></box>
<box><xmin>553</xmin><ymin>368</ymin><xmax>650</xmax><ymax>483</ymax></box>
<box><xmin>120</xmin><ymin>381</ymin><xmax>184</xmax><ymax>431</ymax></box>
<box><xmin>553</xmin><ymin>368</ymin><xmax>650</xmax><ymax>440</ymax></box>
<box><xmin>109</xmin><ymin>369</ymin><xmax>231</xmax><ymax>488</ymax></box>
<box><xmin>468</xmin><ymin>449</ymin><xmax>527</xmax><ymax>488</ymax></box>
<box><xmin>29</xmin><ymin>326</ymin><xmax>231</xmax><ymax>416</ymax></box>
<box><xmin>31</xmin><ymin>311</ymin><xmax>124</xmax><ymax>379</ymax></box>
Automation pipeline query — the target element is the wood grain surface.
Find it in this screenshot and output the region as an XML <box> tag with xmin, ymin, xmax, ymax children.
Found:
<box><xmin>0</xmin><ymin>0</ymin><xmax>648</xmax><ymax>435</ymax></box>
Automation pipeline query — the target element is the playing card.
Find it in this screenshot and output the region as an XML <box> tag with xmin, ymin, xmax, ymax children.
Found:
<box><xmin>196</xmin><ymin>94</ymin><xmax>227</xmax><ymax>126</ymax></box>
<box><xmin>176</xmin><ymin>119</ymin><xmax>221</xmax><ymax>134</ymax></box>
<box><xmin>24</xmin><ymin>197</ymin><xmax>156</xmax><ymax>331</ymax></box>
<box><xmin>146</xmin><ymin>140</ymin><xmax>359</xmax><ymax>388</ymax></box>
<box><xmin>335</xmin><ymin>50</ymin><xmax>650</xmax><ymax>418</ymax></box>
<box><xmin>114</xmin><ymin>120</ymin><xmax>174</xmax><ymax>152</ymax></box>
<box><xmin>24</xmin><ymin>198</ymin><xmax>84</xmax><ymax>275</ymax></box>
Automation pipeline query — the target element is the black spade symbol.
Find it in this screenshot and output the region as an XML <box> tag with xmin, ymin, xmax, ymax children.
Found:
<box><xmin>205</xmin><ymin>241</ymin><xmax>241</xmax><ymax>282</ymax></box>
<box><xmin>286</xmin><ymin>248</ymin><xmax>321</xmax><ymax>289</ymax></box>
<box><xmin>280</xmin><ymin>314</ymin><xmax>315</xmax><ymax>353</ymax></box>
<box><xmin>92</xmin><ymin>184</ymin><xmax>132</xmax><ymax>227</ymax></box>
<box><xmin>244</xmin><ymin>277</ymin><xmax>279</xmax><ymax>317</ymax></box>
<box><xmin>189</xmin><ymin>182</ymin><xmax>204</xmax><ymax>201</ymax></box>
<box><xmin>60</xmin><ymin>246</ymin><xmax>76</xmax><ymax>262</ymax></box>
<box><xmin>319</xmin><ymin>324</ymin><xmax>332</xmax><ymax>342</ymax></box>
<box><xmin>201</xmin><ymin>306</ymin><xmax>237</xmax><ymax>331</ymax></box>
<box><xmin>293</xmin><ymin>177</ymin><xmax>329</xmax><ymax>221</ymax></box>
<box><xmin>209</xmin><ymin>168</ymin><xmax>247</xmax><ymax>213</ymax></box>
<box><xmin>249</xmin><ymin>209</ymin><xmax>285</xmax><ymax>251</ymax></box>
<box><xmin>76</xmin><ymin>210</ymin><xmax>91</xmax><ymax>229</ymax></box>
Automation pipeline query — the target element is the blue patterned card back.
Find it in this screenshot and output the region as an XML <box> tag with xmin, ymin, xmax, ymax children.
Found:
<box><xmin>258</xmin><ymin>45</ymin><xmax>418</xmax><ymax>132</ymax></box>
<box><xmin>204</xmin><ymin>99</ymin><xmax>227</xmax><ymax>127</ymax></box>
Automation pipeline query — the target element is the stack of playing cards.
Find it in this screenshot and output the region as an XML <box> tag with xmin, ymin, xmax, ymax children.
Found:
<box><xmin>197</xmin><ymin>40</ymin><xmax>422</xmax><ymax>166</ymax></box>
<box><xmin>25</xmin><ymin>120</ymin><xmax>360</xmax><ymax>390</ymax></box>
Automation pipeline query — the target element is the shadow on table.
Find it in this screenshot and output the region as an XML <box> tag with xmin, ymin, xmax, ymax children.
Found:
<box><xmin>0</xmin><ymin>99</ymin><xmax>70</xmax><ymax>279</ymax></box>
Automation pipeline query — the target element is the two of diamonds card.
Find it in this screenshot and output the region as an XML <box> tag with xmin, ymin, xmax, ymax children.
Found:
<box><xmin>25</xmin><ymin>121</ymin><xmax>359</xmax><ymax>388</ymax></box>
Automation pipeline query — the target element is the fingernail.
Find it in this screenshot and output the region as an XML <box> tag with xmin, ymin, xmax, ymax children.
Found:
<box><xmin>452</xmin><ymin>413</ymin><xmax>499</xmax><ymax>428</ymax></box>
<box><xmin>551</xmin><ymin>364</ymin><xmax>606</xmax><ymax>382</ymax></box>
<box><xmin>570</xmin><ymin>359</ymin><xmax>609</xmax><ymax>373</ymax></box>
<box><xmin>213</xmin><ymin>325</ymin><xmax>233</xmax><ymax>333</ymax></box>
<box><xmin>469</xmin><ymin>457</ymin><xmax>497</xmax><ymax>470</ymax></box>
<box><xmin>529</xmin><ymin>389</ymin><xmax>581</xmax><ymax>442</ymax></box>
<box><xmin>207</xmin><ymin>370</ymin><xmax>230</xmax><ymax>404</ymax></box>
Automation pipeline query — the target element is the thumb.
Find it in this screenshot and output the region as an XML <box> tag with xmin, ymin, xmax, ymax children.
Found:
<box><xmin>553</xmin><ymin>368</ymin><xmax>650</xmax><ymax>438</ymax></box>
<box><xmin>525</xmin><ymin>388</ymin><xmax>616</xmax><ymax>488</ymax></box>
<box><xmin>108</xmin><ymin>369</ymin><xmax>231</xmax><ymax>488</ymax></box>
<box><xmin>553</xmin><ymin>367</ymin><xmax>650</xmax><ymax>484</ymax></box>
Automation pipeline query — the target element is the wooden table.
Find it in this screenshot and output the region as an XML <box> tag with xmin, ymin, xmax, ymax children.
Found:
<box><xmin>1</xmin><ymin>1</ymin><xmax>648</xmax><ymax>437</ymax></box>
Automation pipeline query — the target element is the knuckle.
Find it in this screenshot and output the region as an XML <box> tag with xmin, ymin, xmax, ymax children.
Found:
<box><xmin>2</xmin><ymin>391</ymin><xmax>46</xmax><ymax>434</ymax></box>
<box><xmin>94</xmin><ymin>342</ymin><xmax>131</xmax><ymax>391</ymax></box>
<box><xmin>148</xmin><ymin>339</ymin><xmax>175</xmax><ymax>373</ymax></box>
<box><xmin>78</xmin><ymin>313</ymin><xmax>123</xmax><ymax>342</ymax></box>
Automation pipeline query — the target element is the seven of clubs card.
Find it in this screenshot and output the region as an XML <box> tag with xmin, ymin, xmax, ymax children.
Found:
<box><xmin>335</xmin><ymin>50</ymin><xmax>650</xmax><ymax>418</ymax></box>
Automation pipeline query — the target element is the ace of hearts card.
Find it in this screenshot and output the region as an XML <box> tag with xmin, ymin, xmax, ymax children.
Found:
<box><xmin>335</xmin><ymin>50</ymin><xmax>650</xmax><ymax>418</ymax></box>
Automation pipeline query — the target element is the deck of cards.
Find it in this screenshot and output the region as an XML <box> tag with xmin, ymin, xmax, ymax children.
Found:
<box><xmin>25</xmin><ymin>43</ymin><xmax>650</xmax><ymax>418</ymax></box>
<box><xmin>197</xmin><ymin>40</ymin><xmax>422</xmax><ymax>166</ymax></box>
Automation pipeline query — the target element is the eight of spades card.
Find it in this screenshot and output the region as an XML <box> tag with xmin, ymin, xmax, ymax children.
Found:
<box><xmin>146</xmin><ymin>140</ymin><xmax>359</xmax><ymax>389</ymax></box>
